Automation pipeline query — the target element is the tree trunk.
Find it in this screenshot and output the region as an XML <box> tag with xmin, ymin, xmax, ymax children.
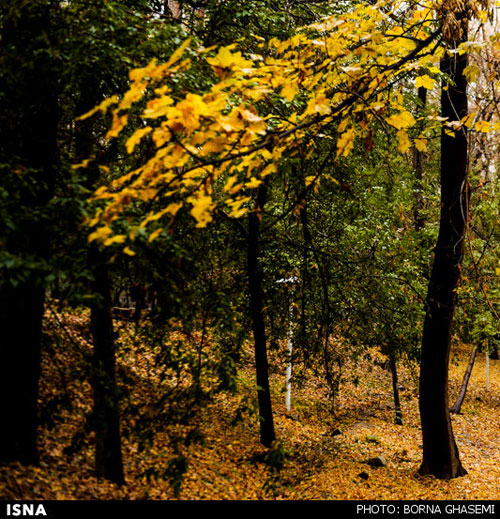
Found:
<box><xmin>450</xmin><ymin>345</ymin><xmax>478</xmax><ymax>414</ymax></box>
<box><xmin>75</xmin><ymin>81</ymin><xmax>125</xmax><ymax>484</ymax></box>
<box><xmin>0</xmin><ymin>1</ymin><xmax>59</xmax><ymax>465</ymax></box>
<box><xmin>0</xmin><ymin>285</ymin><xmax>45</xmax><ymax>465</ymax></box>
<box><xmin>247</xmin><ymin>184</ymin><xmax>276</xmax><ymax>447</ymax></box>
<box><xmin>390</xmin><ymin>355</ymin><xmax>403</xmax><ymax>425</ymax></box>
<box><xmin>418</xmin><ymin>32</ymin><xmax>468</xmax><ymax>479</ymax></box>
<box><xmin>88</xmin><ymin>248</ymin><xmax>125</xmax><ymax>485</ymax></box>
<box><xmin>414</xmin><ymin>86</ymin><xmax>427</xmax><ymax>231</ymax></box>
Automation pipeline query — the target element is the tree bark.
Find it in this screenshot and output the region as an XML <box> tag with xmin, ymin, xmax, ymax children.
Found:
<box><xmin>0</xmin><ymin>1</ymin><xmax>59</xmax><ymax>465</ymax></box>
<box><xmin>418</xmin><ymin>32</ymin><xmax>468</xmax><ymax>479</ymax></box>
<box><xmin>75</xmin><ymin>82</ymin><xmax>125</xmax><ymax>484</ymax></box>
<box><xmin>88</xmin><ymin>248</ymin><xmax>125</xmax><ymax>485</ymax></box>
<box><xmin>247</xmin><ymin>184</ymin><xmax>276</xmax><ymax>447</ymax></box>
<box><xmin>414</xmin><ymin>86</ymin><xmax>427</xmax><ymax>231</ymax></box>
<box><xmin>0</xmin><ymin>285</ymin><xmax>45</xmax><ymax>465</ymax></box>
<box><xmin>450</xmin><ymin>345</ymin><xmax>478</xmax><ymax>415</ymax></box>
<box><xmin>390</xmin><ymin>355</ymin><xmax>403</xmax><ymax>425</ymax></box>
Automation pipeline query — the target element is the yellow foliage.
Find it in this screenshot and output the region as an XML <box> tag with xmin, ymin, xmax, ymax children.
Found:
<box><xmin>103</xmin><ymin>234</ymin><xmax>127</xmax><ymax>246</ymax></box>
<box><xmin>336</xmin><ymin>128</ymin><xmax>355</xmax><ymax>157</ymax></box>
<box><xmin>84</xmin><ymin>0</ymin><xmax>498</xmax><ymax>242</ymax></box>
<box><xmin>148</xmin><ymin>228</ymin><xmax>163</xmax><ymax>242</ymax></box>
<box><xmin>143</xmin><ymin>95</ymin><xmax>174</xmax><ymax>119</ymax></box>
<box><xmin>88</xmin><ymin>226</ymin><xmax>112</xmax><ymax>243</ymax></box>
<box><xmin>414</xmin><ymin>137</ymin><xmax>427</xmax><ymax>152</ymax></box>
<box><xmin>475</xmin><ymin>120</ymin><xmax>492</xmax><ymax>133</ymax></box>
<box><xmin>188</xmin><ymin>193</ymin><xmax>216</xmax><ymax>228</ymax></box>
<box><xmin>396</xmin><ymin>130</ymin><xmax>411</xmax><ymax>153</ymax></box>
<box><xmin>206</xmin><ymin>46</ymin><xmax>253</xmax><ymax>79</ymax></box>
<box><xmin>76</xmin><ymin>95</ymin><xmax>118</xmax><ymax>121</ymax></box>
<box><xmin>245</xmin><ymin>177</ymin><xmax>262</xmax><ymax>189</ymax></box>
<box><xmin>415</xmin><ymin>74</ymin><xmax>436</xmax><ymax>90</ymax></box>
<box><xmin>281</xmin><ymin>82</ymin><xmax>299</xmax><ymax>102</ymax></box>
<box><xmin>386</xmin><ymin>111</ymin><xmax>416</xmax><ymax>130</ymax></box>
<box><xmin>106</xmin><ymin>113</ymin><xmax>128</xmax><ymax>139</ymax></box>
<box><xmin>126</xmin><ymin>127</ymin><xmax>152</xmax><ymax>154</ymax></box>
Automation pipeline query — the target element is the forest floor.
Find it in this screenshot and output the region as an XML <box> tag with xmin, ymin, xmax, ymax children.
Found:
<box><xmin>1</xmin><ymin>306</ymin><xmax>499</xmax><ymax>500</ymax></box>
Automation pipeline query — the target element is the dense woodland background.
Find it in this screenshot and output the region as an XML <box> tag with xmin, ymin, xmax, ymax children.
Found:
<box><xmin>1</xmin><ymin>0</ymin><xmax>500</xmax><ymax>500</ymax></box>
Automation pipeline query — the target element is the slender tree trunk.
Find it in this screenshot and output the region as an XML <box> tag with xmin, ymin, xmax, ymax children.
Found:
<box><xmin>418</xmin><ymin>31</ymin><xmax>468</xmax><ymax>479</ymax></box>
<box><xmin>450</xmin><ymin>345</ymin><xmax>478</xmax><ymax>414</ymax></box>
<box><xmin>75</xmin><ymin>85</ymin><xmax>125</xmax><ymax>484</ymax></box>
<box><xmin>414</xmin><ymin>86</ymin><xmax>427</xmax><ymax>231</ymax></box>
<box><xmin>0</xmin><ymin>2</ymin><xmax>58</xmax><ymax>465</ymax></box>
<box><xmin>390</xmin><ymin>355</ymin><xmax>403</xmax><ymax>425</ymax></box>
<box><xmin>247</xmin><ymin>184</ymin><xmax>276</xmax><ymax>447</ymax></box>
<box><xmin>88</xmin><ymin>248</ymin><xmax>125</xmax><ymax>485</ymax></box>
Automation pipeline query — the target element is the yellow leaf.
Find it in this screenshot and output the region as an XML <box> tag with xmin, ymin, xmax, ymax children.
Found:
<box><xmin>143</xmin><ymin>96</ymin><xmax>174</xmax><ymax>119</ymax></box>
<box><xmin>224</xmin><ymin>177</ymin><xmax>238</xmax><ymax>193</ymax></box>
<box><xmin>305</xmin><ymin>95</ymin><xmax>331</xmax><ymax>116</ymax></box>
<box><xmin>463</xmin><ymin>65</ymin><xmax>480</xmax><ymax>83</ymax></box>
<box><xmin>88</xmin><ymin>226</ymin><xmax>112</xmax><ymax>243</ymax></box>
<box><xmin>72</xmin><ymin>159</ymin><xmax>91</xmax><ymax>170</ymax></box>
<box><xmin>103</xmin><ymin>234</ymin><xmax>127</xmax><ymax>246</ymax></box>
<box><xmin>164</xmin><ymin>38</ymin><xmax>192</xmax><ymax>69</ymax></box>
<box><xmin>227</xmin><ymin>196</ymin><xmax>251</xmax><ymax>218</ymax></box>
<box><xmin>126</xmin><ymin>127</ymin><xmax>152</xmax><ymax>154</ymax></box>
<box><xmin>281</xmin><ymin>83</ymin><xmax>299</xmax><ymax>102</ymax></box>
<box><xmin>76</xmin><ymin>95</ymin><xmax>119</xmax><ymax>121</ymax></box>
<box><xmin>396</xmin><ymin>130</ymin><xmax>411</xmax><ymax>153</ymax></box>
<box><xmin>148</xmin><ymin>228</ymin><xmax>163</xmax><ymax>242</ymax></box>
<box><xmin>218</xmin><ymin>112</ymin><xmax>245</xmax><ymax>133</ymax></box>
<box><xmin>165</xmin><ymin>202</ymin><xmax>183</xmax><ymax>216</ymax></box>
<box><xmin>337</xmin><ymin>119</ymin><xmax>349</xmax><ymax>134</ymax></box>
<box><xmin>245</xmin><ymin>177</ymin><xmax>262</xmax><ymax>189</ymax></box>
<box><xmin>475</xmin><ymin>120</ymin><xmax>491</xmax><ymax>133</ymax></box>
<box><xmin>207</xmin><ymin>46</ymin><xmax>253</xmax><ymax>79</ymax></box>
<box><xmin>123</xmin><ymin>246</ymin><xmax>136</xmax><ymax>256</ymax></box>
<box><xmin>260</xmin><ymin>163</ymin><xmax>277</xmax><ymax>177</ymax></box>
<box><xmin>462</xmin><ymin>113</ymin><xmax>476</xmax><ymax>129</ymax></box>
<box><xmin>336</xmin><ymin>128</ymin><xmax>355</xmax><ymax>157</ymax></box>
<box><xmin>414</xmin><ymin>137</ymin><xmax>427</xmax><ymax>152</ymax></box>
<box><xmin>106</xmin><ymin>113</ymin><xmax>128</xmax><ymax>139</ymax></box>
<box><xmin>129</xmin><ymin>226</ymin><xmax>139</xmax><ymax>241</ymax></box>
<box><xmin>305</xmin><ymin>176</ymin><xmax>317</xmax><ymax>187</ymax></box>
<box><xmin>188</xmin><ymin>193</ymin><xmax>215</xmax><ymax>228</ymax></box>
<box><xmin>239</xmin><ymin>109</ymin><xmax>264</xmax><ymax>123</ymax></box>
<box><xmin>386</xmin><ymin>111</ymin><xmax>416</xmax><ymax>130</ymax></box>
<box><xmin>415</xmin><ymin>75</ymin><xmax>436</xmax><ymax>90</ymax></box>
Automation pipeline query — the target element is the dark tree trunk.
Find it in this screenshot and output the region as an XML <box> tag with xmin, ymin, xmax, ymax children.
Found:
<box><xmin>247</xmin><ymin>184</ymin><xmax>276</xmax><ymax>447</ymax></box>
<box><xmin>414</xmin><ymin>86</ymin><xmax>427</xmax><ymax>231</ymax></box>
<box><xmin>88</xmin><ymin>248</ymin><xmax>125</xmax><ymax>485</ymax></box>
<box><xmin>75</xmin><ymin>85</ymin><xmax>125</xmax><ymax>484</ymax></box>
<box><xmin>450</xmin><ymin>345</ymin><xmax>478</xmax><ymax>415</ymax></box>
<box><xmin>418</xmin><ymin>33</ymin><xmax>468</xmax><ymax>479</ymax></box>
<box><xmin>390</xmin><ymin>355</ymin><xmax>403</xmax><ymax>425</ymax></box>
<box><xmin>0</xmin><ymin>2</ymin><xmax>59</xmax><ymax>465</ymax></box>
<box><xmin>0</xmin><ymin>285</ymin><xmax>45</xmax><ymax>465</ymax></box>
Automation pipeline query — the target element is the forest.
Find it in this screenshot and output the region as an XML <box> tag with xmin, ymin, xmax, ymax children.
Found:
<box><xmin>1</xmin><ymin>0</ymin><xmax>500</xmax><ymax>503</ymax></box>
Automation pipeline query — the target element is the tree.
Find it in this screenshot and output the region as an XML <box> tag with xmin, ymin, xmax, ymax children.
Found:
<box><xmin>80</xmin><ymin>0</ymin><xmax>495</xmax><ymax>479</ymax></box>
<box><xmin>247</xmin><ymin>182</ymin><xmax>276</xmax><ymax>446</ymax></box>
<box><xmin>418</xmin><ymin>9</ymin><xmax>469</xmax><ymax>479</ymax></box>
<box><xmin>0</xmin><ymin>0</ymin><xmax>59</xmax><ymax>465</ymax></box>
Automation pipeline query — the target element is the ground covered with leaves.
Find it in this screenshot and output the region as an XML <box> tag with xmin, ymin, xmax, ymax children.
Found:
<box><xmin>1</xmin><ymin>307</ymin><xmax>499</xmax><ymax>500</ymax></box>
